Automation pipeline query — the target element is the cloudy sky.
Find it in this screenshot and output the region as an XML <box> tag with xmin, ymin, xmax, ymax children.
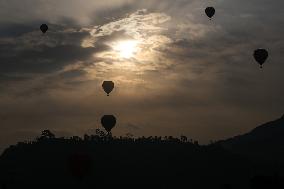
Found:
<box><xmin>0</xmin><ymin>0</ymin><xmax>283</xmax><ymax>151</ymax></box>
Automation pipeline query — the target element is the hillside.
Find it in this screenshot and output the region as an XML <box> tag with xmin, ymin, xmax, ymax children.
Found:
<box><xmin>218</xmin><ymin>114</ymin><xmax>284</xmax><ymax>163</ymax></box>
<box><xmin>1</xmin><ymin>115</ymin><xmax>284</xmax><ymax>188</ymax></box>
<box><xmin>0</xmin><ymin>133</ymin><xmax>255</xmax><ymax>189</ymax></box>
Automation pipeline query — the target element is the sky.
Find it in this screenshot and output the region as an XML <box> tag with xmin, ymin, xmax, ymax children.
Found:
<box><xmin>0</xmin><ymin>0</ymin><xmax>284</xmax><ymax>151</ymax></box>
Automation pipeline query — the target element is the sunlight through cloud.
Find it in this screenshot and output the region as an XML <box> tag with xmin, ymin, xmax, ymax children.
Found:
<box><xmin>112</xmin><ymin>40</ymin><xmax>139</xmax><ymax>59</ymax></box>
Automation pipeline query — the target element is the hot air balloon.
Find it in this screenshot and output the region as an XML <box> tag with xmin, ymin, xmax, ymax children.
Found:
<box><xmin>205</xmin><ymin>7</ymin><xmax>215</xmax><ymax>19</ymax></box>
<box><xmin>253</xmin><ymin>49</ymin><xmax>268</xmax><ymax>68</ymax></box>
<box><xmin>102</xmin><ymin>81</ymin><xmax>114</xmax><ymax>96</ymax></box>
<box><xmin>40</xmin><ymin>24</ymin><xmax>48</xmax><ymax>34</ymax></box>
<box><xmin>101</xmin><ymin>115</ymin><xmax>116</xmax><ymax>133</ymax></box>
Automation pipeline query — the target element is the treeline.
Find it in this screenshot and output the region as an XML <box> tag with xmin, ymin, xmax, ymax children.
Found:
<box><xmin>0</xmin><ymin>130</ymin><xmax>283</xmax><ymax>189</ymax></box>
<box><xmin>9</xmin><ymin>129</ymin><xmax>199</xmax><ymax>147</ymax></box>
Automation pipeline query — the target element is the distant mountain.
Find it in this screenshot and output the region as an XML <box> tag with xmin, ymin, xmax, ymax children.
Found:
<box><xmin>217</xmin><ymin>114</ymin><xmax>284</xmax><ymax>164</ymax></box>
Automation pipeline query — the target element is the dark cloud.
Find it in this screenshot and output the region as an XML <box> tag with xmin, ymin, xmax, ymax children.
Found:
<box><xmin>0</xmin><ymin>23</ymin><xmax>35</xmax><ymax>37</ymax></box>
<box><xmin>0</xmin><ymin>45</ymin><xmax>93</xmax><ymax>73</ymax></box>
<box><xmin>0</xmin><ymin>25</ymin><xmax>93</xmax><ymax>74</ymax></box>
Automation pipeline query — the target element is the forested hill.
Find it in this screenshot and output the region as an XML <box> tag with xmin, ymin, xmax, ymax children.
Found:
<box><xmin>218</xmin><ymin>114</ymin><xmax>284</xmax><ymax>163</ymax></box>
<box><xmin>0</xmin><ymin>131</ymin><xmax>250</xmax><ymax>188</ymax></box>
<box><xmin>1</xmin><ymin>115</ymin><xmax>284</xmax><ymax>189</ymax></box>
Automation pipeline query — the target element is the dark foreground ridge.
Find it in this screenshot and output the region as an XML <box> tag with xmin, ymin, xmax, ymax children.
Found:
<box><xmin>218</xmin><ymin>114</ymin><xmax>284</xmax><ymax>163</ymax></box>
<box><xmin>1</xmin><ymin>115</ymin><xmax>284</xmax><ymax>189</ymax></box>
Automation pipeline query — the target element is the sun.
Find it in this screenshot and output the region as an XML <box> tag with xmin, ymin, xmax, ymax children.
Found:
<box><xmin>113</xmin><ymin>40</ymin><xmax>139</xmax><ymax>59</ymax></box>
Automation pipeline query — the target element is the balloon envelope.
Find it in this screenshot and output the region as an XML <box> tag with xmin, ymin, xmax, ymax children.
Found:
<box><xmin>40</xmin><ymin>24</ymin><xmax>48</xmax><ymax>33</ymax></box>
<box><xmin>101</xmin><ymin>115</ymin><xmax>116</xmax><ymax>132</ymax></box>
<box><xmin>205</xmin><ymin>7</ymin><xmax>215</xmax><ymax>19</ymax></box>
<box><xmin>254</xmin><ymin>49</ymin><xmax>268</xmax><ymax>68</ymax></box>
<box><xmin>102</xmin><ymin>81</ymin><xmax>114</xmax><ymax>96</ymax></box>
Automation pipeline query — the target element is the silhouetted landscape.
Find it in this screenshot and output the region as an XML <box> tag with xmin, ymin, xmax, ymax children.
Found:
<box><xmin>218</xmin><ymin>114</ymin><xmax>284</xmax><ymax>164</ymax></box>
<box><xmin>0</xmin><ymin>115</ymin><xmax>283</xmax><ymax>189</ymax></box>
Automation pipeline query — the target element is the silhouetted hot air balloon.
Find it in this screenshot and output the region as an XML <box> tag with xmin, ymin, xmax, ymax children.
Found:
<box><xmin>101</xmin><ymin>115</ymin><xmax>116</xmax><ymax>133</ymax></box>
<box><xmin>102</xmin><ymin>81</ymin><xmax>114</xmax><ymax>96</ymax></box>
<box><xmin>40</xmin><ymin>24</ymin><xmax>48</xmax><ymax>34</ymax></box>
<box><xmin>205</xmin><ymin>7</ymin><xmax>215</xmax><ymax>19</ymax></box>
<box><xmin>253</xmin><ymin>49</ymin><xmax>268</xmax><ymax>68</ymax></box>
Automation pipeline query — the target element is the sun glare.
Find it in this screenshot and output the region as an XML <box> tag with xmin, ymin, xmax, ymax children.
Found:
<box><xmin>113</xmin><ymin>40</ymin><xmax>139</xmax><ymax>59</ymax></box>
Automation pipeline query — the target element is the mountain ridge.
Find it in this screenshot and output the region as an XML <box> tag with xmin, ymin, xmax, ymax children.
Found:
<box><xmin>217</xmin><ymin>114</ymin><xmax>284</xmax><ymax>163</ymax></box>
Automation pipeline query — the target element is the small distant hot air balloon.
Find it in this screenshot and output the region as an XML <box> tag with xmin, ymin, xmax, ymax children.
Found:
<box><xmin>40</xmin><ymin>24</ymin><xmax>48</xmax><ymax>34</ymax></box>
<box><xmin>253</xmin><ymin>49</ymin><xmax>268</xmax><ymax>68</ymax></box>
<box><xmin>101</xmin><ymin>115</ymin><xmax>116</xmax><ymax>133</ymax></box>
<box><xmin>102</xmin><ymin>81</ymin><xmax>114</xmax><ymax>96</ymax></box>
<box><xmin>205</xmin><ymin>7</ymin><xmax>215</xmax><ymax>19</ymax></box>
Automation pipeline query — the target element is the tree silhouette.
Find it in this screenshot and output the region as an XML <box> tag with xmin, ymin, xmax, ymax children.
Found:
<box><xmin>39</xmin><ymin>130</ymin><xmax>55</xmax><ymax>140</ymax></box>
<box><xmin>0</xmin><ymin>127</ymin><xmax>283</xmax><ymax>188</ymax></box>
